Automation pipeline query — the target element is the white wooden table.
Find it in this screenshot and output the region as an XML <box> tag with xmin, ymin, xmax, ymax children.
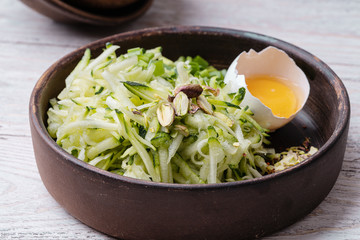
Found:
<box><xmin>1</xmin><ymin>0</ymin><xmax>359</xmax><ymax>239</ymax></box>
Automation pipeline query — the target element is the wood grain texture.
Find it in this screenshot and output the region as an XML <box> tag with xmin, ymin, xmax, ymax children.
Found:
<box><xmin>0</xmin><ymin>0</ymin><xmax>359</xmax><ymax>239</ymax></box>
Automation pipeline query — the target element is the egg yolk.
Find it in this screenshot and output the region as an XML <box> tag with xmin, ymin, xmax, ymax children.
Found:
<box><xmin>245</xmin><ymin>75</ymin><xmax>298</xmax><ymax>118</ymax></box>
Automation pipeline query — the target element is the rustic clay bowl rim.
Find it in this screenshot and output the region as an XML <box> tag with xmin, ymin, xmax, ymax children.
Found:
<box><xmin>50</xmin><ymin>0</ymin><xmax>153</xmax><ymax>21</ymax></box>
<box><xmin>21</xmin><ymin>0</ymin><xmax>154</xmax><ymax>25</ymax></box>
<box><xmin>30</xmin><ymin>26</ymin><xmax>350</xmax><ymax>190</ymax></box>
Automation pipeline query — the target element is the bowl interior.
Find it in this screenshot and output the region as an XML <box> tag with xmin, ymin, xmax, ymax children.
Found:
<box><xmin>37</xmin><ymin>27</ymin><xmax>345</xmax><ymax>154</ymax></box>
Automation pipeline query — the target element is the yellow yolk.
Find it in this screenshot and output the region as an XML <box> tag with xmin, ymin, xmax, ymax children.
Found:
<box><xmin>245</xmin><ymin>75</ymin><xmax>298</xmax><ymax>118</ymax></box>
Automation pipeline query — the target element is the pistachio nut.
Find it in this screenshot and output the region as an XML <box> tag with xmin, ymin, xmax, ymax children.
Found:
<box><xmin>157</xmin><ymin>103</ymin><xmax>175</xmax><ymax>127</ymax></box>
<box><xmin>174</xmin><ymin>84</ymin><xmax>203</xmax><ymax>98</ymax></box>
<box><xmin>174</xmin><ymin>124</ymin><xmax>190</xmax><ymax>137</ymax></box>
<box><xmin>203</xmin><ymin>86</ymin><xmax>220</xmax><ymax>97</ymax></box>
<box><xmin>197</xmin><ymin>95</ymin><xmax>213</xmax><ymax>115</ymax></box>
<box><xmin>213</xmin><ymin>112</ymin><xmax>234</xmax><ymax>127</ymax></box>
<box><xmin>173</xmin><ymin>91</ymin><xmax>189</xmax><ymax>116</ymax></box>
<box><xmin>189</xmin><ymin>103</ymin><xmax>200</xmax><ymax>114</ymax></box>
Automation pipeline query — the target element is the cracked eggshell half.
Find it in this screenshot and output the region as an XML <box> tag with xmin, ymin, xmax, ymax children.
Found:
<box><xmin>224</xmin><ymin>46</ymin><xmax>310</xmax><ymax>131</ymax></box>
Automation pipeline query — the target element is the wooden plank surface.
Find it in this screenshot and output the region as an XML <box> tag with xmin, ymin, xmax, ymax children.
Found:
<box><xmin>0</xmin><ymin>0</ymin><xmax>359</xmax><ymax>239</ymax></box>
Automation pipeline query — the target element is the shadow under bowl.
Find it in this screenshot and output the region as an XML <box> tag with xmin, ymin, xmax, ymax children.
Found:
<box><xmin>20</xmin><ymin>0</ymin><xmax>153</xmax><ymax>26</ymax></box>
<box><xmin>29</xmin><ymin>26</ymin><xmax>350</xmax><ymax>240</ymax></box>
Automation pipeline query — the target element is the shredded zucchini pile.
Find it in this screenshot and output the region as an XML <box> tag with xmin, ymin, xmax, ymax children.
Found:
<box><xmin>47</xmin><ymin>44</ymin><xmax>317</xmax><ymax>184</ymax></box>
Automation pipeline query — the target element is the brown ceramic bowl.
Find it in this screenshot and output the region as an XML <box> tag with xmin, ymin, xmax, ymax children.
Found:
<box><xmin>29</xmin><ymin>26</ymin><xmax>350</xmax><ymax>240</ymax></box>
<box><xmin>20</xmin><ymin>0</ymin><xmax>153</xmax><ymax>26</ymax></box>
